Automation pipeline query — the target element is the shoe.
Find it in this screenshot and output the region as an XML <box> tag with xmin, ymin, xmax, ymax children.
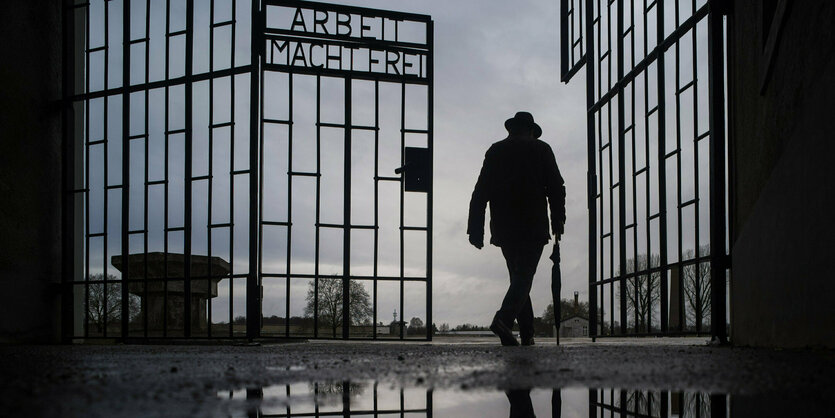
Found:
<box><xmin>490</xmin><ymin>314</ymin><xmax>519</xmax><ymax>346</ymax></box>
<box><xmin>521</xmin><ymin>336</ymin><xmax>535</xmax><ymax>346</ymax></box>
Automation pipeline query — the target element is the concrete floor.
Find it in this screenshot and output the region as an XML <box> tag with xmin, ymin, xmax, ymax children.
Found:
<box><xmin>1</xmin><ymin>337</ymin><xmax>833</xmax><ymax>416</ymax></box>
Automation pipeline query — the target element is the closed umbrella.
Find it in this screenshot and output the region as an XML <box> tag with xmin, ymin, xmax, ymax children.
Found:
<box><xmin>551</xmin><ymin>388</ymin><xmax>562</xmax><ymax>418</ymax></box>
<box><xmin>550</xmin><ymin>243</ymin><xmax>561</xmax><ymax>345</ymax></box>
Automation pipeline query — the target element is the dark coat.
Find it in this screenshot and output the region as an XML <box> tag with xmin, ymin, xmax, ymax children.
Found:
<box><xmin>467</xmin><ymin>135</ymin><xmax>566</xmax><ymax>247</ymax></box>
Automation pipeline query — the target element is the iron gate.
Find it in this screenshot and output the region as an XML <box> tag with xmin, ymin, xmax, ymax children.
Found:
<box><xmin>221</xmin><ymin>382</ymin><xmax>433</xmax><ymax>417</ymax></box>
<box><xmin>589</xmin><ymin>388</ymin><xmax>727</xmax><ymax>417</ymax></box>
<box><xmin>64</xmin><ymin>0</ymin><xmax>433</xmax><ymax>341</ymax></box>
<box><xmin>560</xmin><ymin>0</ymin><xmax>728</xmax><ymax>340</ymax></box>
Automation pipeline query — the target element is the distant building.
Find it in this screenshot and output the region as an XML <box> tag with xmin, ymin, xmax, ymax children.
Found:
<box><xmin>559</xmin><ymin>316</ymin><xmax>589</xmax><ymax>338</ymax></box>
<box><xmin>389</xmin><ymin>321</ymin><xmax>406</xmax><ymax>337</ymax></box>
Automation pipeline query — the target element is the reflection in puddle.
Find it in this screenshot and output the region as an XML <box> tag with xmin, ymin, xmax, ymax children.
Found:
<box><xmin>219</xmin><ymin>382</ymin><xmax>430</xmax><ymax>417</ymax></box>
<box><xmin>219</xmin><ymin>381</ymin><xmax>835</xmax><ymax>417</ymax></box>
<box><xmin>218</xmin><ymin>382</ymin><xmax>744</xmax><ymax>417</ymax></box>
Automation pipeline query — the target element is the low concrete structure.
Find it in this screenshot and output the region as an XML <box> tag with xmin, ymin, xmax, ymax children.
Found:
<box><xmin>111</xmin><ymin>252</ymin><xmax>230</xmax><ymax>333</ymax></box>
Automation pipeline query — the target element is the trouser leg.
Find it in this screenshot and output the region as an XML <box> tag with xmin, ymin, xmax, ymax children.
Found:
<box><xmin>506</xmin><ymin>389</ymin><xmax>535</xmax><ymax>418</ymax></box>
<box><xmin>518</xmin><ymin>295</ymin><xmax>534</xmax><ymax>340</ymax></box>
<box><xmin>497</xmin><ymin>244</ymin><xmax>543</xmax><ymax>329</ymax></box>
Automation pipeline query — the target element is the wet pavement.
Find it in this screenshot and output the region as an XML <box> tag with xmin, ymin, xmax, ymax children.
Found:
<box><xmin>1</xmin><ymin>337</ymin><xmax>833</xmax><ymax>416</ymax></box>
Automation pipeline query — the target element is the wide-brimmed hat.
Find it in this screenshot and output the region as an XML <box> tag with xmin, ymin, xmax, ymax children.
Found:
<box><xmin>505</xmin><ymin>111</ymin><xmax>542</xmax><ymax>138</ymax></box>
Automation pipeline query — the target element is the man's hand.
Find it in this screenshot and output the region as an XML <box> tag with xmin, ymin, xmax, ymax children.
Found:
<box><xmin>469</xmin><ymin>234</ymin><xmax>484</xmax><ymax>250</ymax></box>
<box><xmin>553</xmin><ymin>224</ymin><xmax>564</xmax><ymax>242</ymax></box>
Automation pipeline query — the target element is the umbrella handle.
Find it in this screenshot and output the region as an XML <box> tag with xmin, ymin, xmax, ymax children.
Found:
<box><xmin>550</xmin><ymin>242</ymin><xmax>560</xmax><ymax>262</ymax></box>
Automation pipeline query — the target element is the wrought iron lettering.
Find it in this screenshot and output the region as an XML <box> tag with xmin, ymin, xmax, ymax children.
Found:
<box><xmin>265</xmin><ymin>5</ymin><xmax>430</xmax><ymax>81</ymax></box>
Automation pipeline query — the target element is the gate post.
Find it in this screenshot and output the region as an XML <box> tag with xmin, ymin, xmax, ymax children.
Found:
<box><xmin>247</xmin><ymin>0</ymin><xmax>262</xmax><ymax>340</ymax></box>
<box><xmin>121</xmin><ymin>0</ymin><xmax>133</xmax><ymax>339</ymax></box>
<box><xmin>426</xmin><ymin>20</ymin><xmax>435</xmax><ymax>341</ymax></box>
<box><xmin>583</xmin><ymin>0</ymin><xmax>597</xmax><ymax>341</ymax></box>
<box><xmin>343</xmin><ymin>78</ymin><xmax>352</xmax><ymax>340</ymax></box>
<box><xmin>708</xmin><ymin>0</ymin><xmax>729</xmax><ymax>344</ymax></box>
<box><xmin>62</xmin><ymin>0</ymin><xmax>79</xmax><ymax>343</ymax></box>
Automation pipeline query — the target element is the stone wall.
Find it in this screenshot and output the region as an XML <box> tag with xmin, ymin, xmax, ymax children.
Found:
<box><xmin>0</xmin><ymin>1</ymin><xmax>65</xmax><ymax>342</ymax></box>
<box><xmin>729</xmin><ymin>1</ymin><xmax>835</xmax><ymax>347</ymax></box>
<box><xmin>0</xmin><ymin>1</ymin><xmax>66</xmax><ymax>342</ymax></box>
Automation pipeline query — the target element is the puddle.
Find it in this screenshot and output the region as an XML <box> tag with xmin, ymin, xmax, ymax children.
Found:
<box><xmin>216</xmin><ymin>381</ymin><xmax>829</xmax><ymax>417</ymax></box>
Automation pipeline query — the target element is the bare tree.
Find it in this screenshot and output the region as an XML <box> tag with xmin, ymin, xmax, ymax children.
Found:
<box><xmin>304</xmin><ymin>276</ymin><xmax>373</xmax><ymax>337</ymax></box>
<box><xmin>620</xmin><ymin>390</ymin><xmax>711</xmax><ymax>417</ymax></box>
<box><xmin>86</xmin><ymin>274</ymin><xmax>140</xmax><ymax>334</ymax></box>
<box><xmin>681</xmin><ymin>392</ymin><xmax>712</xmax><ymax>417</ymax></box>
<box><xmin>407</xmin><ymin>316</ymin><xmax>426</xmax><ymax>336</ymax></box>
<box><xmin>683</xmin><ymin>245</ymin><xmax>711</xmax><ymax>329</ymax></box>
<box><xmin>624</xmin><ymin>390</ymin><xmax>662</xmax><ymax>417</ymax></box>
<box><xmin>542</xmin><ymin>303</ymin><xmax>555</xmax><ymax>328</ymax></box>
<box><xmin>618</xmin><ymin>254</ymin><xmax>662</xmax><ymax>333</ymax></box>
<box><xmin>308</xmin><ymin>381</ymin><xmax>367</xmax><ymax>397</ymax></box>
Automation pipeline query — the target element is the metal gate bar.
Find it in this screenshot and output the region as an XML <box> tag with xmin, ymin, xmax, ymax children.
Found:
<box><xmin>561</xmin><ymin>0</ymin><xmax>728</xmax><ymax>339</ymax></box>
<box><xmin>67</xmin><ymin>0</ymin><xmax>254</xmax><ymax>340</ymax></box>
<box><xmin>248</xmin><ymin>0</ymin><xmax>261</xmax><ymax>339</ymax></box>
<box><xmin>589</xmin><ymin>388</ymin><xmax>727</xmax><ymax>418</ymax></box>
<box><xmin>257</xmin><ymin>0</ymin><xmax>432</xmax><ymax>340</ymax></box>
<box><xmin>219</xmin><ymin>381</ymin><xmax>433</xmax><ymax>417</ymax></box>
<box><xmin>66</xmin><ymin>0</ymin><xmax>433</xmax><ymax>341</ymax></box>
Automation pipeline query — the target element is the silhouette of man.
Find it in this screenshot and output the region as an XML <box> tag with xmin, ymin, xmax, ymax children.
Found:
<box><xmin>505</xmin><ymin>389</ymin><xmax>537</xmax><ymax>418</ymax></box>
<box><xmin>468</xmin><ymin>111</ymin><xmax>566</xmax><ymax>346</ymax></box>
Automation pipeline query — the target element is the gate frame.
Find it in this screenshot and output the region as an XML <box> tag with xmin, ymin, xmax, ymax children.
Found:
<box><xmin>560</xmin><ymin>0</ymin><xmax>729</xmax><ymax>342</ymax></box>
<box><xmin>254</xmin><ymin>0</ymin><xmax>434</xmax><ymax>341</ymax></box>
<box><xmin>61</xmin><ymin>0</ymin><xmax>433</xmax><ymax>342</ymax></box>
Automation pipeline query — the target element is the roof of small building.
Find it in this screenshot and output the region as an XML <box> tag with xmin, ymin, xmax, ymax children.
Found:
<box><xmin>559</xmin><ymin>315</ymin><xmax>589</xmax><ymax>323</ymax></box>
